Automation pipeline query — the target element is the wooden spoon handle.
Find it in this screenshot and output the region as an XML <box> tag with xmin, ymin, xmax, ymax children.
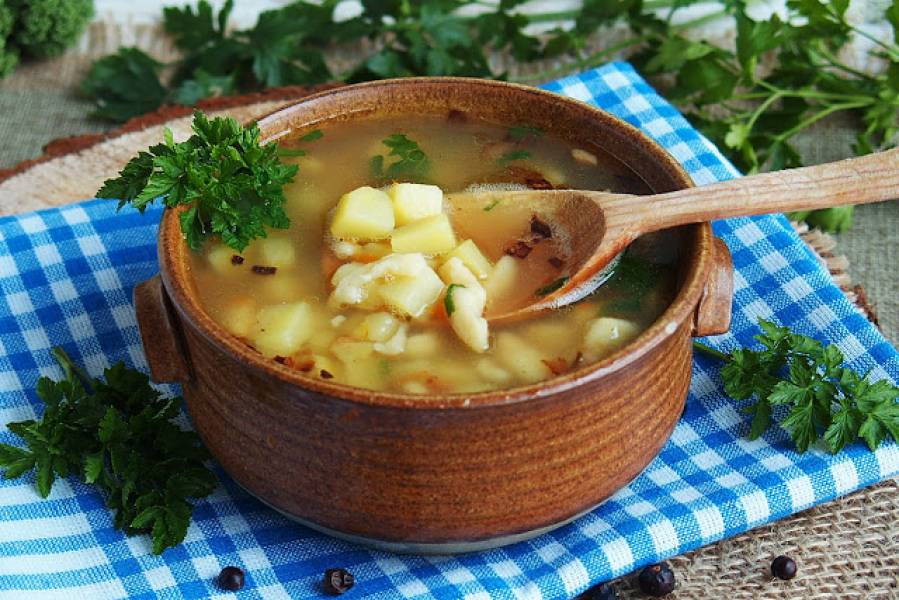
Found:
<box><xmin>604</xmin><ymin>147</ymin><xmax>899</xmax><ymax>233</ymax></box>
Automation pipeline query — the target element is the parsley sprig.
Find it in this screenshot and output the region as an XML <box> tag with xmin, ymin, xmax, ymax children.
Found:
<box><xmin>0</xmin><ymin>348</ymin><xmax>217</xmax><ymax>554</ymax></box>
<box><xmin>370</xmin><ymin>133</ymin><xmax>430</xmax><ymax>181</ymax></box>
<box><xmin>695</xmin><ymin>321</ymin><xmax>899</xmax><ymax>454</ymax></box>
<box><xmin>97</xmin><ymin>110</ymin><xmax>297</xmax><ymax>252</ymax></box>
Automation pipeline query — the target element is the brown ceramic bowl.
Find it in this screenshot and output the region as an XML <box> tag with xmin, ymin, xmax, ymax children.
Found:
<box><xmin>134</xmin><ymin>78</ymin><xmax>733</xmax><ymax>553</ymax></box>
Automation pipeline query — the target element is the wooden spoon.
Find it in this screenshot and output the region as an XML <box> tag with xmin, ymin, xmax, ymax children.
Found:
<box><xmin>447</xmin><ymin>147</ymin><xmax>899</xmax><ymax>323</ymax></box>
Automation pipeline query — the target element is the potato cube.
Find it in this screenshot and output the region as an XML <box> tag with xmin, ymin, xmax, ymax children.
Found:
<box><xmin>444</xmin><ymin>239</ymin><xmax>492</xmax><ymax>279</ymax></box>
<box><xmin>476</xmin><ymin>358</ymin><xmax>513</xmax><ymax>385</ymax></box>
<box><xmin>310</xmin><ymin>354</ymin><xmax>341</xmax><ymax>379</ymax></box>
<box><xmin>253</xmin><ymin>302</ymin><xmax>314</xmax><ymax>358</ymax></box>
<box><xmin>387</xmin><ymin>183</ymin><xmax>444</xmax><ymax>225</ymax></box>
<box><xmin>331</xmin><ymin>338</ymin><xmax>375</xmax><ymax>364</ymax></box>
<box><xmin>378</xmin><ymin>266</ymin><xmax>444</xmax><ymax>318</ymax></box>
<box><xmin>207</xmin><ymin>244</ymin><xmax>242</xmax><ymax>275</ymax></box>
<box><xmin>256</xmin><ymin>236</ymin><xmax>296</xmax><ymax>268</ymax></box>
<box><xmin>390</xmin><ymin>214</ymin><xmax>457</xmax><ymax>255</ymax></box>
<box><xmin>484</xmin><ymin>255</ymin><xmax>519</xmax><ymax>304</ymax></box>
<box><xmin>330</xmin><ymin>186</ymin><xmax>395</xmax><ymax>240</ymax></box>
<box><xmin>374</xmin><ymin>324</ymin><xmax>408</xmax><ymax>356</ymax></box>
<box><xmin>219</xmin><ymin>297</ymin><xmax>257</xmax><ymax>338</ymax></box>
<box><xmin>582</xmin><ymin>317</ymin><xmax>641</xmax><ymax>359</ymax></box>
<box><xmin>446</xmin><ymin>285</ymin><xmax>489</xmax><ymax>353</ymax></box>
<box><xmin>404</xmin><ymin>332</ymin><xmax>441</xmax><ymax>357</ymax></box>
<box><xmin>343</xmin><ymin>357</ymin><xmax>386</xmax><ymax>391</ymax></box>
<box><xmin>495</xmin><ymin>332</ymin><xmax>552</xmax><ymax>384</ymax></box>
<box><xmin>356</xmin><ymin>312</ymin><xmax>400</xmax><ymax>342</ymax></box>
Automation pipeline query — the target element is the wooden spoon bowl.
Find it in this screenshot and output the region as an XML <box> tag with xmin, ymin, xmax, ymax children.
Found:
<box><xmin>450</xmin><ymin>147</ymin><xmax>899</xmax><ymax>322</ymax></box>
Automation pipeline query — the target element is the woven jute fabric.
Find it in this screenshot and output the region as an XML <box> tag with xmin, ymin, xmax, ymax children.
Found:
<box><xmin>0</xmin><ymin>19</ymin><xmax>897</xmax><ymax>600</ymax></box>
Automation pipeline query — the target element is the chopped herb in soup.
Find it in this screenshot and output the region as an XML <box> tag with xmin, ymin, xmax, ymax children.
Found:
<box><xmin>187</xmin><ymin>115</ymin><xmax>678</xmax><ymax>394</ymax></box>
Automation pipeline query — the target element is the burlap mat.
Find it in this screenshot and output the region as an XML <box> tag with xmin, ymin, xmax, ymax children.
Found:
<box><xmin>0</xmin><ymin>20</ymin><xmax>896</xmax><ymax>600</ymax></box>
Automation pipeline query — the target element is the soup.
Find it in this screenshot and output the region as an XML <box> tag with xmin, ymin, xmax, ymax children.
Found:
<box><xmin>187</xmin><ymin>115</ymin><xmax>678</xmax><ymax>394</ymax></box>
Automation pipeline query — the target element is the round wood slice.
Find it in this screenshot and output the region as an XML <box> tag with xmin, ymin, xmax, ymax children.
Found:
<box><xmin>0</xmin><ymin>85</ymin><xmax>893</xmax><ymax>599</ymax></box>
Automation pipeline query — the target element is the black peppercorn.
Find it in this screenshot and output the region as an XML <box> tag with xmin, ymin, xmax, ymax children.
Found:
<box><xmin>578</xmin><ymin>581</ymin><xmax>619</xmax><ymax>599</ymax></box>
<box><xmin>637</xmin><ymin>562</ymin><xmax>675</xmax><ymax>597</ymax></box>
<box><xmin>771</xmin><ymin>555</ymin><xmax>797</xmax><ymax>580</ymax></box>
<box><xmin>217</xmin><ymin>566</ymin><xmax>245</xmax><ymax>591</ymax></box>
<box><xmin>323</xmin><ymin>568</ymin><xmax>355</xmax><ymax>595</ymax></box>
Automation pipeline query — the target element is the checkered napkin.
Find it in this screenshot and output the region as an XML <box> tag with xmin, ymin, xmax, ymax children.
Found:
<box><xmin>1</xmin><ymin>62</ymin><xmax>897</xmax><ymax>599</ymax></box>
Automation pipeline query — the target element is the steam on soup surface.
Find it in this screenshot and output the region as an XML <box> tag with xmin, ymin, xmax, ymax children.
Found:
<box><xmin>187</xmin><ymin>115</ymin><xmax>678</xmax><ymax>394</ymax></box>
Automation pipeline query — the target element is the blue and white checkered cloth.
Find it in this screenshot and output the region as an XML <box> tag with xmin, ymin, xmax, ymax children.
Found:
<box><xmin>1</xmin><ymin>62</ymin><xmax>897</xmax><ymax>599</ymax></box>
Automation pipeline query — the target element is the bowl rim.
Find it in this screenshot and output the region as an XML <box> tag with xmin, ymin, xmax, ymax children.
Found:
<box><xmin>157</xmin><ymin>76</ymin><xmax>713</xmax><ymax>410</ymax></box>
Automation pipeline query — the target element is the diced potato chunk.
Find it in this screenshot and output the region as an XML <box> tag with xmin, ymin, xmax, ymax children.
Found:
<box><xmin>388</xmin><ymin>183</ymin><xmax>444</xmax><ymax>225</ymax></box>
<box><xmin>438</xmin><ymin>258</ymin><xmax>486</xmax><ymax>312</ymax></box>
<box><xmin>219</xmin><ymin>297</ymin><xmax>256</xmax><ymax>338</ymax></box>
<box><xmin>257</xmin><ymin>236</ymin><xmax>296</xmax><ymax>268</ymax></box>
<box><xmin>446</xmin><ymin>286</ymin><xmax>489</xmax><ymax>353</ymax></box>
<box><xmin>582</xmin><ymin>317</ymin><xmax>641</xmax><ymax>359</ymax></box>
<box><xmin>484</xmin><ymin>255</ymin><xmax>519</xmax><ymax>304</ymax></box>
<box><xmin>342</xmin><ymin>357</ymin><xmax>386</xmax><ymax>391</ymax></box>
<box><xmin>444</xmin><ymin>239</ymin><xmax>492</xmax><ymax>279</ymax></box>
<box><xmin>330</xmin><ymin>186</ymin><xmax>395</xmax><ymax>240</ymax></box>
<box><xmin>308</xmin><ymin>326</ymin><xmax>338</xmax><ymax>352</ymax></box>
<box><xmin>476</xmin><ymin>358</ymin><xmax>513</xmax><ymax>385</ymax></box>
<box><xmin>207</xmin><ymin>244</ymin><xmax>241</xmax><ymax>275</ymax></box>
<box><xmin>374</xmin><ymin>324</ymin><xmax>408</xmax><ymax>355</ymax></box>
<box><xmin>378</xmin><ymin>266</ymin><xmax>444</xmax><ymax>318</ymax></box>
<box><xmin>495</xmin><ymin>332</ymin><xmax>552</xmax><ymax>384</ymax></box>
<box><xmin>357</xmin><ymin>312</ymin><xmax>400</xmax><ymax>342</ymax></box>
<box><xmin>331</xmin><ymin>338</ymin><xmax>375</xmax><ymax>364</ymax></box>
<box><xmin>253</xmin><ymin>302</ymin><xmax>314</xmax><ymax>358</ymax></box>
<box><xmin>404</xmin><ymin>332</ymin><xmax>441</xmax><ymax>357</ymax></box>
<box><xmin>310</xmin><ymin>354</ymin><xmax>341</xmax><ymax>379</ymax></box>
<box><xmin>390</xmin><ymin>214</ymin><xmax>457</xmax><ymax>255</ymax></box>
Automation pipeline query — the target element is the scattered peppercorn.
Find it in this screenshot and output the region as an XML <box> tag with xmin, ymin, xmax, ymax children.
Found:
<box><xmin>323</xmin><ymin>568</ymin><xmax>355</xmax><ymax>595</ymax></box>
<box><xmin>637</xmin><ymin>562</ymin><xmax>675</xmax><ymax>597</ymax></box>
<box><xmin>771</xmin><ymin>555</ymin><xmax>797</xmax><ymax>580</ymax></box>
<box><xmin>577</xmin><ymin>581</ymin><xmax>619</xmax><ymax>599</ymax></box>
<box><xmin>231</xmin><ymin>255</ymin><xmax>245</xmax><ymax>265</ymax></box>
<box><xmin>217</xmin><ymin>566</ymin><xmax>245</xmax><ymax>591</ymax></box>
<box><xmin>320</xmin><ymin>369</ymin><xmax>334</xmax><ymax>379</ymax></box>
<box><xmin>251</xmin><ymin>265</ymin><xmax>277</xmax><ymax>275</ymax></box>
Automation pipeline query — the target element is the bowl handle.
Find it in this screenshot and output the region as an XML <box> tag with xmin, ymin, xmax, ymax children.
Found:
<box><xmin>692</xmin><ymin>236</ymin><xmax>733</xmax><ymax>337</ymax></box>
<box><xmin>133</xmin><ymin>275</ymin><xmax>192</xmax><ymax>383</ymax></box>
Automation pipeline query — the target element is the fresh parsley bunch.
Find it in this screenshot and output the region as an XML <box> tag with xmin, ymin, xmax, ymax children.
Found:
<box><xmin>80</xmin><ymin>0</ymin><xmax>898</xmax><ymax>233</ymax></box>
<box><xmin>97</xmin><ymin>111</ymin><xmax>297</xmax><ymax>252</ymax></box>
<box><xmin>0</xmin><ymin>348</ymin><xmax>218</xmax><ymax>554</ymax></box>
<box><xmin>696</xmin><ymin>321</ymin><xmax>899</xmax><ymax>453</ymax></box>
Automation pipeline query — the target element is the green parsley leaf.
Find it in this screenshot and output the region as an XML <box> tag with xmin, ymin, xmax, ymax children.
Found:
<box><xmin>370</xmin><ymin>133</ymin><xmax>430</xmax><ymax>182</ymax></box>
<box><xmin>80</xmin><ymin>47</ymin><xmax>167</xmax><ymax>122</ymax></box>
<box><xmin>97</xmin><ymin>111</ymin><xmax>298</xmax><ymax>252</ymax></box>
<box><xmin>0</xmin><ymin>348</ymin><xmax>217</xmax><ymax>554</ymax></box>
<box><xmin>300</xmin><ymin>129</ymin><xmax>324</xmax><ymax>142</ymax></box>
<box><xmin>694</xmin><ymin>320</ymin><xmax>899</xmax><ymax>454</ymax></box>
<box><xmin>444</xmin><ymin>283</ymin><xmax>463</xmax><ymax>316</ymax></box>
